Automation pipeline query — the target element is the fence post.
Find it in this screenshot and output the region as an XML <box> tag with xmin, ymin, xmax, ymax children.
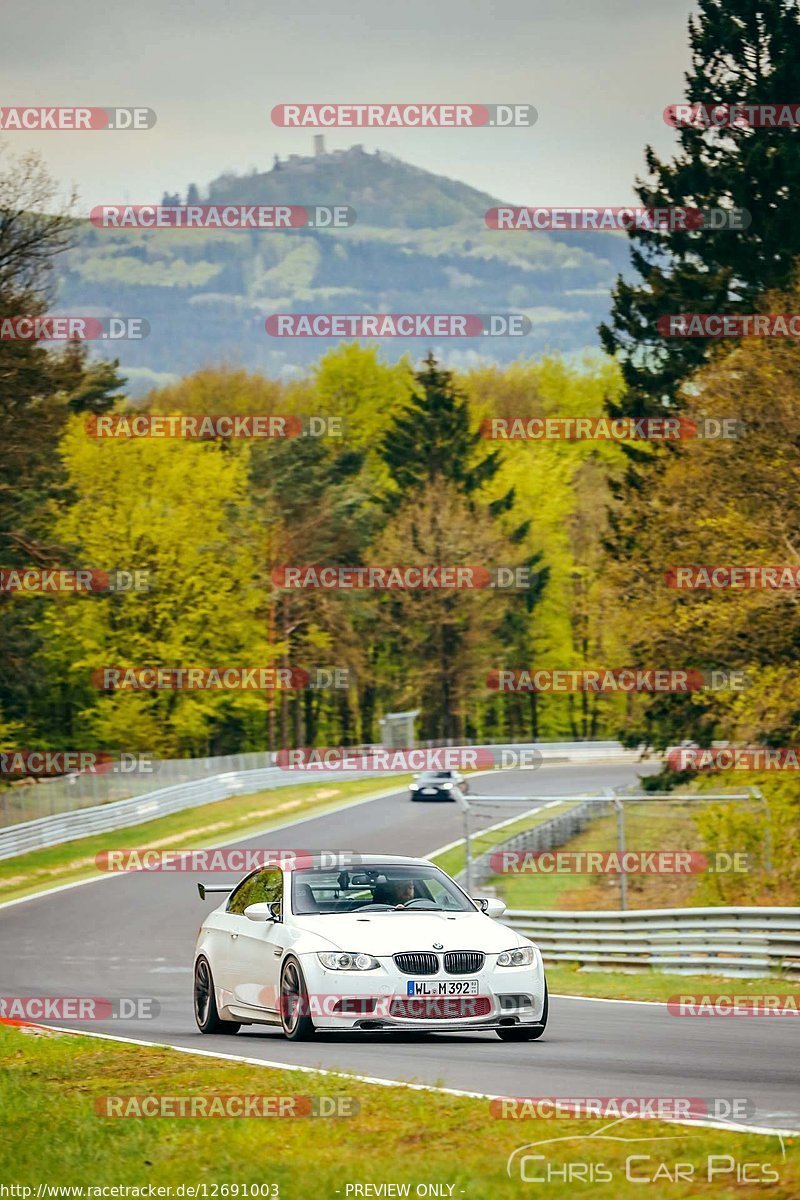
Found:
<box><xmin>612</xmin><ymin>791</ymin><xmax>627</xmax><ymax>911</ymax></box>
<box><xmin>453</xmin><ymin>787</ymin><xmax>472</xmax><ymax>894</ymax></box>
<box><xmin>752</xmin><ymin>787</ymin><xmax>772</xmax><ymax>873</ymax></box>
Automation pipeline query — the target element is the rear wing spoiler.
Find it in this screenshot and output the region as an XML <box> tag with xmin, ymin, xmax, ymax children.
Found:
<box><xmin>197</xmin><ymin>882</ymin><xmax>234</xmax><ymax>900</ymax></box>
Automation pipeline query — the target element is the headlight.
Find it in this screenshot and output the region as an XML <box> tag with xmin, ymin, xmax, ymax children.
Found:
<box><xmin>409</xmin><ymin>783</ymin><xmax>419</xmax><ymax>790</ymax></box>
<box><xmin>440</xmin><ymin>781</ymin><xmax>453</xmax><ymax>789</ymax></box>
<box><xmin>497</xmin><ymin>946</ymin><xmax>536</xmax><ymax>967</ymax></box>
<box><xmin>317</xmin><ymin>952</ymin><xmax>380</xmax><ymax>971</ymax></box>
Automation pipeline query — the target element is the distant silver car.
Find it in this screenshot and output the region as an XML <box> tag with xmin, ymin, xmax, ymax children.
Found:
<box><xmin>409</xmin><ymin>769</ymin><xmax>469</xmax><ymax>802</ymax></box>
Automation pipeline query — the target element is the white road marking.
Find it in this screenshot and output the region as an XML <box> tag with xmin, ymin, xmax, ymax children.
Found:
<box><xmin>6</xmin><ymin>1021</ymin><xmax>799</xmax><ymax>1138</ymax></box>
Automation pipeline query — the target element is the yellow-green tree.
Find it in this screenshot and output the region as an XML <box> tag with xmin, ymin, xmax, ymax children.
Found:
<box><xmin>40</xmin><ymin>420</ymin><xmax>267</xmax><ymax>756</ymax></box>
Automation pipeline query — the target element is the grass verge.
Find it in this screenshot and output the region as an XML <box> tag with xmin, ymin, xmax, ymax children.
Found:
<box><xmin>0</xmin><ymin>1023</ymin><xmax>796</xmax><ymax>1198</ymax></box>
<box><xmin>0</xmin><ymin>776</ymin><xmax>411</xmax><ymax>906</ymax></box>
<box><xmin>546</xmin><ymin>964</ymin><xmax>798</xmax><ymax>1003</ymax></box>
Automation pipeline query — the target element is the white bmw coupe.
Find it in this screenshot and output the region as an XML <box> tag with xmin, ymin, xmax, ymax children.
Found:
<box><xmin>193</xmin><ymin>853</ymin><xmax>548</xmax><ymax>1042</ymax></box>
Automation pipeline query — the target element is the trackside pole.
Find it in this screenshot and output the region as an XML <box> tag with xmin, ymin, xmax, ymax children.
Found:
<box><xmin>452</xmin><ymin>787</ymin><xmax>472</xmax><ymax>894</ymax></box>
<box><xmin>612</xmin><ymin>792</ymin><xmax>627</xmax><ymax>911</ymax></box>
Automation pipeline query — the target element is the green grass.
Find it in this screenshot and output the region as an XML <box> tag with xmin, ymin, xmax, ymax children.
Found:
<box><xmin>0</xmin><ymin>776</ymin><xmax>411</xmax><ymax>906</ymax></box>
<box><xmin>0</xmin><ymin>1024</ymin><xmax>796</xmax><ymax>1197</ymax></box>
<box><xmin>547</xmin><ymin>964</ymin><xmax>798</xmax><ymax>1003</ymax></box>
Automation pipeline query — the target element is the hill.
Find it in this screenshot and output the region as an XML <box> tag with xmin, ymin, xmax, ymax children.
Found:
<box><xmin>55</xmin><ymin>143</ymin><xmax>630</xmax><ymax>393</ymax></box>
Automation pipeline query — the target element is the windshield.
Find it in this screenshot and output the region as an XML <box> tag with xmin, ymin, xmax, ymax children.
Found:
<box><xmin>291</xmin><ymin>864</ymin><xmax>476</xmax><ymax>915</ymax></box>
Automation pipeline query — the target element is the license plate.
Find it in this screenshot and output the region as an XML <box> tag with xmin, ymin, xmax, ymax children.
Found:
<box><xmin>421</xmin><ymin>788</ymin><xmax>436</xmax><ymax>794</ymax></box>
<box><xmin>407</xmin><ymin>980</ymin><xmax>479</xmax><ymax>996</ymax></box>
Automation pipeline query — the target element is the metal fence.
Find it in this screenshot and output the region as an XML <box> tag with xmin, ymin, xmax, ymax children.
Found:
<box><xmin>504</xmin><ymin>906</ymin><xmax>800</xmax><ymax>977</ymax></box>
<box><xmin>0</xmin><ymin>766</ymin><xmax>389</xmax><ymax>861</ymax></box>
<box><xmin>456</xmin><ymin>786</ymin><xmax>764</xmax><ymax>909</ymax></box>
<box><xmin>0</xmin><ymin>751</ymin><xmax>278</xmax><ymax>828</ymax></box>
<box><xmin>463</xmin><ymin>798</ymin><xmax>612</xmax><ymax>889</ymax></box>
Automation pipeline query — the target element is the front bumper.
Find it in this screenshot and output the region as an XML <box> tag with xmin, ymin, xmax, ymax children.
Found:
<box><xmin>409</xmin><ymin>788</ymin><xmax>455</xmax><ymax>801</ymax></box>
<box><xmin>298</xmin><ymin>954</ymin><xmax>546</xmax><ymax>1031</ymax></box>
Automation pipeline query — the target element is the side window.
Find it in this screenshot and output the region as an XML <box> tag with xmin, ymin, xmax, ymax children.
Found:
<box><xmin>227</xmin><ymin>868</ymin><xmax>283</xmax><ymax>915</ymax></box>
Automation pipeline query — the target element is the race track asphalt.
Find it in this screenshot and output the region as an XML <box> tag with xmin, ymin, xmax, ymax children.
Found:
<box><xmin>2</xmin><ymin>758</ymin><xmax>798</xmax><ymax>1133</ymax></box>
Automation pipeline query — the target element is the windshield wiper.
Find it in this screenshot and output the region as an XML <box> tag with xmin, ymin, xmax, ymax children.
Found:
<box><xmin>395</xmin><ymin>906</ymin><xmax>449</xmax><ymax>912</ymax></box>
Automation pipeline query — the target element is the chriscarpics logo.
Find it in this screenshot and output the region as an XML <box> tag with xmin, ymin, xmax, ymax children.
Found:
<box><xmin>506</xmin><ymin>1118</ymin><xmax>785</xmax><ymax>1185</ymax></box>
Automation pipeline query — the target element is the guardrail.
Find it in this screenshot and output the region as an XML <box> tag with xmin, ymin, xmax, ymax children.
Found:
<box><xmin>504</xmin><ymin>906</ymin><xmax>800</xmax><ymax>977</ymax></box>
<box><xmin>0</xmin><ymin>766</ymin><xmax>385</xmax><ymax>861</ymax></box>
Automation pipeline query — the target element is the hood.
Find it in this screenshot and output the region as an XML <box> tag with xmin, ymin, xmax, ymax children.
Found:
<box><xmin>291</xmin><ymin>910</ymin><xmax>523</xmax><ymax>955</ymax></box>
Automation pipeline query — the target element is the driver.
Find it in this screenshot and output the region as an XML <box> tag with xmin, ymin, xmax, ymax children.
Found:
<box><xmin>374</xmin><ymin>878</ymin><xmax>414</xmax><ymax>906</ymax></box>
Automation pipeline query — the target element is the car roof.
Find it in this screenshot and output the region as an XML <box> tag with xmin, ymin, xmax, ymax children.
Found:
<box><xmin>286</xmin><ymin>853</ymin><xmax>430</xmax><ymax>871</ymax></box>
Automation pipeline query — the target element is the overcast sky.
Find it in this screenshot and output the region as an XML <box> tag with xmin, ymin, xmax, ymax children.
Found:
<box><xmin>1</xmin><ymin>0</ymin><xmax>696</xmax><ymax>210</ymax></box>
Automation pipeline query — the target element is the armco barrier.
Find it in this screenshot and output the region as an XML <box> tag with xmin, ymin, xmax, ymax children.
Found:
<box><xmin>0</xmin><ymin>742</ymin><xmax>642</xmax><ymax>860</ymax></box>
<box><xmin>503</xmin><ymin>906</ymin><xmax>800</xmax><ymax>977</ymax></box>
<box><xmin>0</xmin><ymin>767</ymin><xmax>371</xmax><ymax>860</ymax></box>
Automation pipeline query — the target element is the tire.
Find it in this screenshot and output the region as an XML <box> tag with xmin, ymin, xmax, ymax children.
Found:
<box><xmin>280</xmin><ymin>958</ymin><xmax>316</xmax><ymax>1041</ymax></box>
<box><xmin>194</xmin><ymin>956</ymin><xmax>240</xmax><ymax>1035</ymax></box>
<box><xmin>496</xmin><ymin>982</ymin><xmax>548</xmax><ymax>1042</ymax></box>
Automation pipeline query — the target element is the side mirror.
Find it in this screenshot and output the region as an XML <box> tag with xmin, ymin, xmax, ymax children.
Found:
<box><xmin>474</xmin><ymin>897</ymin><xmax>506</xmax><ymax>918</ymax></box>
<box><xmin>244</xmin><ymin>901</ymin><xmax>280</xmax><ymax>922</ymax></box>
